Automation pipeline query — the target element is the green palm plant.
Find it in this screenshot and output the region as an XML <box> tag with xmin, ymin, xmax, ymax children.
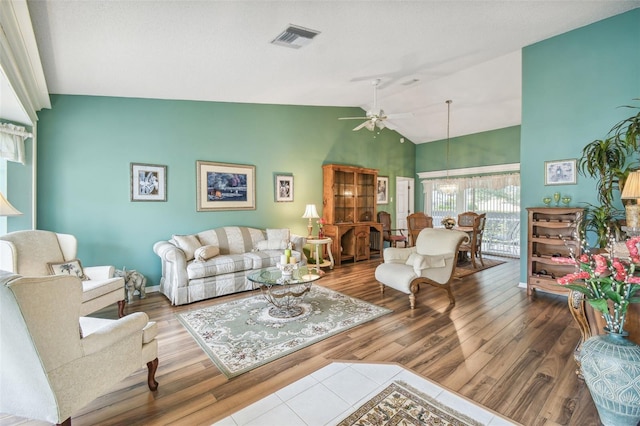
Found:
<box><xmin>582</xmin><ymin>203</ymin><xmax>624</xmax><ymax>248</ymax></box>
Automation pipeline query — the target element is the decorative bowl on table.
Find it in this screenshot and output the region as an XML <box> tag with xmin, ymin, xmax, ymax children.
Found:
<box><xmin>277</xmin><ymin>262</ymin><xmax>298</xmax><ymax>277</ymax></box>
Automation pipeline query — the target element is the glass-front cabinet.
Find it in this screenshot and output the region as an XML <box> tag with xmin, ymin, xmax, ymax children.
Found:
<box><xmin>322</xmin><ymin>164</ymin><xmax>382</xmax><ymax>266</ymax></box>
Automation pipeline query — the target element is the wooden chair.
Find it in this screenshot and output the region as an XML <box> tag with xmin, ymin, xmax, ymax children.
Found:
<box><xmin>377</xmin><ymin>211</ymin><xmax>407</xmax><ymax>248</ymax></box>
<box><xmin>406</xmin><ymin>212</ymin><xmax>433</xmax><ymax>247</ymax></box>
<box><xmin>457</xmin><ymin>211</ymin><xmax>480</xmax><ymax>228</ymax></box>
<box><xmin>458</xmin><ymin>213</ymin><xmax>486</xmax><ymax>268</ymax></box>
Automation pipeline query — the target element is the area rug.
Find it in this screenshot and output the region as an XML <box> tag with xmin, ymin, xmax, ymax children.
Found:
<box><xmin>454</xmin><ymin>258</ymin><xmax>505</xmax><ymax>279</ymax></box>
<box><xmin>177</xmin><ymin>285</ymin><xmax>392</xmax><ymax>378</ymax></box>
<box><xmin>337</xmin><ymin>381</ymin><xmax>483</xmax><ymax>426</ymax></box>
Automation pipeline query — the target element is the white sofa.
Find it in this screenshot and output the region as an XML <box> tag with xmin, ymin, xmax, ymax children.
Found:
<box><xmin>153</xmin><ymin>227</ymin><xmax>306</xmax><ymax>305</ymax></box>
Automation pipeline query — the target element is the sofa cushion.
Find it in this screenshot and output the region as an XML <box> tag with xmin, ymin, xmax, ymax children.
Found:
<box><xmin>172</xmin><ymin>234</ymin><xmax>201</xmax><ymax>261</ymax></box>
<box><xmin>186</xmin><ymin>254</ymin><xmax>252</xmax><ymax>280</ymax></box>
<box><xmin>254</xmin><ymin>239</ymin><xmax>288</xmax><ymax>250</ymax></box>
<box><xmin>197</xmin><ymin>227</ymin><xmax>266</xmax><ymax>255</ymax></box>
<box><xmin>194</xmin><ymin>245</ymin><xmax>220</xmax><ymax>262</ymax></box>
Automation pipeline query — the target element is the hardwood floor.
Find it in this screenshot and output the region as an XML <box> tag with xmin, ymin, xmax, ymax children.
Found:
<box><xmin>1</xmin><ymin>257</ymin><xmax>602</xmax><ymax>426</ymax></box>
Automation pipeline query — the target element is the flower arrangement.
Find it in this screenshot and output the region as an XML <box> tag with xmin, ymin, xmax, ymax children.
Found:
<box><xmin>317</xmin><ymin>218</ymin><xmax>326</xmax><ymax>229</ymax></box>
<box><xmin>441</xmin><ymin>217</ymin><xmax>456</xmax><ymax>229</ymax></box>
<box><xmin>553</xmin><ymin>235</ymin><xmax>640</xmax><ymax>334</ymax></box>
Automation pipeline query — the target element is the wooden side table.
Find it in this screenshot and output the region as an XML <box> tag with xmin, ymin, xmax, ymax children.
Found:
<box><xmin>306</xmin><ymin>237</ymin><xmax>335</xmax><ymax>270</ymax></box>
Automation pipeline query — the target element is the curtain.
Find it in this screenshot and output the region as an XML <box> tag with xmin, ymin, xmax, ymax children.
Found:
<box><xmin>0</xmin><ymin>123</ymin><xmax>31</xmax><ymax>164</ymax></box>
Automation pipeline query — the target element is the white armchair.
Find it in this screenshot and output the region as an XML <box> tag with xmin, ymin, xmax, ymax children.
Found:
<box><xmin>375</xmin><ymin>228</ymin><xmax>469</xmax><ymax>309</ymax></box>
<box><xmin>0</xmin><ymin>271</ymin><xmax>158</xmax><ymax>426</ymax></box>
<box><xmin>0</xmin><ymin>230</ymin><xmax>126</xmax><ymax>317</ymax></box>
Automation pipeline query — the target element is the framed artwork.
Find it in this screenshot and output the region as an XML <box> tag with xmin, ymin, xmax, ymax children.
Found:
<box><xmin>196</xmin><ymin>161</ymin><xmax>256</xmax><ymax>211</ymax></box>
<box><xmin>377</xmin><ymin>176</ymin><xmax>389</xmax><ymax>204</ymax></box>
<box><xmin>130</xmin><ymin>163</ymin><xmax>167</xmax><ymax>201</ymax></box>
<box><xmin>274</xmin><ymin>174</ymin><xmax>294</xmax><ymax>202</ymax></box>
<box><xmin>544</xmin><ymin>159</ymin><xmax>577</xmax><ymax>185</ymax></box>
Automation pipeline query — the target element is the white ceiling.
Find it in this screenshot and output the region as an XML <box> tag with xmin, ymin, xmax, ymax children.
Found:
<box><xmin>17</xmin><ymin>1</ymin><xmax>640</xmax><ymax>143</ymax></box>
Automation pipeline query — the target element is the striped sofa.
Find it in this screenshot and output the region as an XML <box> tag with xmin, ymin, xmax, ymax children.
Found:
<box><xmin>153</xmin><ymin>227</ymin><xmax>306</xmax><ymax>305</ymax></box>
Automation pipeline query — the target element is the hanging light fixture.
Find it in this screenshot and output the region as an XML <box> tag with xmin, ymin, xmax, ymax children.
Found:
<box><xmin>438</xmin><ymin>100</ymin><xmax>458</xmax><ymax>195</ymax></box>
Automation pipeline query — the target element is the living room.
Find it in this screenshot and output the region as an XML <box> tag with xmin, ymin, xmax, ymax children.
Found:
<box><xmin>1</xmin><ymin>2</ymin><xmax>640</xmax><ymax>425</ymax></box>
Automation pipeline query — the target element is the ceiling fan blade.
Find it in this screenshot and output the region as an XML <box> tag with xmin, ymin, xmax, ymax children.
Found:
<box><xmin>339</xmin><ymin>116</ymin><xmax>368</xmax><ymax>120</ymax></box>
<box><xmin>376</xmin><ymin>120</ymin><xmax>386</xmax><ymax>130</ymax></box>
<box><xmin>352</xmin><ymin>121</ymin><xmax>370</xmax><ymax>131</ymax></box>
<box><xmin>385</xmin><ymin>112</ymin><xmax>414</xmax><ymax>119</ymax></box>
<box><xmin>364</xmin><ymin>120</ymin><xmax>375</xmax><ymax>131</ymax></box>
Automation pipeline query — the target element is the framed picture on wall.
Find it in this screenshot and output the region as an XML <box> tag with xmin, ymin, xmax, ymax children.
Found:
<box><xmin>377</xmin><ymin>176</ymin><xmax>389</xmax><ymax>204</ymax></box>
<box><xmin>130</xmin><ymin>163</ymin><xmax>167</xmax><ymax>201</ymax></box>
<box><xmin>196</xmin><ymin>161</ymin><xmax>256</xmax><ymax>211</ymax></box>
<box><xmin>274</xmin><ymin>174</ymin><xmax>294</xmax><ymax>202</ymax></box>
<box><xmin>544</xmin><ymin>159</ymin><xmax>577</xmax><ymax>185</ymax></box>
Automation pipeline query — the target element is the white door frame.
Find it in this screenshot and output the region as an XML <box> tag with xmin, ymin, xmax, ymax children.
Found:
<box><xmin>395</xmin><ymin>176</ymin><xmax>414</xmax><ymax>233</ymax></box>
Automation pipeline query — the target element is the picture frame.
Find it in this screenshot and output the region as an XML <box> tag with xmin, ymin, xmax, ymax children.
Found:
<box><xmin>377</xmin><ymin>176</ymin><xmax>389</xmax><ymax>204</ymax></box>
<box><xmin>196</xmin><ymin>161</ymin><xmax>256</xmax><ymax>211</ymax></box>
<box><xmin>130</xmin><ymin>163</ymin><xmax>167</xmax><ymax>201</ymax></box>
<box><xmin>274</xmin><ymin>174</ymin><xmax>294</xmax><ymax>202</ymax></box>
<box><xmin>544</xmin><ymin>159</ymin><xmax>577</xmax><ymax>185</ymax></box>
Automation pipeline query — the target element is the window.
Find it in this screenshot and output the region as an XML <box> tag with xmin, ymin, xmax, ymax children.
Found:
<box><xmin>423</xmin><ymin>173</ymin><xmax>520</xmax><ymax>257</ymax></box>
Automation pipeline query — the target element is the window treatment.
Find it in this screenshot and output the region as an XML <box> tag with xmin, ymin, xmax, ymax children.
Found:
<box><xmin>0</xmin><ymin>123</ymin><xmax>31</xmax><ymax>164</ymax></box>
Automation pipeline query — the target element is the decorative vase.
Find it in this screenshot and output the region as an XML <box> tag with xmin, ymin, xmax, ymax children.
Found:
<box><xmin>580</xmin><ymin>330</ymin><xmax>640</xmax><ymax>426</ymax></box>
<box><xmin>318</xmin><ymin>228</ymin><xmax>324</xmax><ymax>238</ymax></box>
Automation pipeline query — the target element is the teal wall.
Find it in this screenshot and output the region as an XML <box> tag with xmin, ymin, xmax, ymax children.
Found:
<box><xmin>414</xmin><ymin>125</ymin><xmax>521</xmax><ymax>210</ymax></box>
<box><xmin>33</xmin><ymin>95</ymin><xmax>415</xmax><ymax>285</ymax></box>
<box><xmin>520</xmin><ymin>8</ymin><xmax>640</xmax><ymax>282</ymax></box>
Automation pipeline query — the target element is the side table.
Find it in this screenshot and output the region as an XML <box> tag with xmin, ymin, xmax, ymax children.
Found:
<box><xmin>306</xmin><ymin>237</ymin><xmax>335</xmax><ymax>270</ymax></box>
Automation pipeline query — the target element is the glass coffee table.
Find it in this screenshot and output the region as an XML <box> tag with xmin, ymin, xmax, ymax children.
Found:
<box><xmin>247</xmin><ymin>265</ymin><xmax>323</xmax><ymax>319</ymax></box>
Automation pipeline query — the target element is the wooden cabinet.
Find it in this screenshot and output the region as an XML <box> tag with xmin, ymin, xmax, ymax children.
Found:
<box><xmin>322</xmin><ymin>164</ymin><xmax>382</xmax><ymax>266</ymax></box>
<box><xmin>526</xmin><ymin>207</ymin><xmax>583</xmax><ymax>296</ymax></box>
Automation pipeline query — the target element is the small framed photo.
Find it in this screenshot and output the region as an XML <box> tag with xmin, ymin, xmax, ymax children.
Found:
<box><xmin>275</xmin><ymin>174</ymin><xmax>294</xmax><ymax>202</ymax></box>
<box><xmin>196</xmin><ymin>161</ymin><xmax>256</xmax><ymax>211</ymax></box>
<box><xmin>377</xmin><ymin>176</ymin><xmax>389</xmax><ymax>204</ymax></box>
<box><xmin>131</xmin><ymin>163</ymin><xmax>167</xmax><ymax>201</ymax></box>
<box><xmin>544</xmin><ymin>159</ymin><xmax>577</xmax><ymax>185</ymax></box>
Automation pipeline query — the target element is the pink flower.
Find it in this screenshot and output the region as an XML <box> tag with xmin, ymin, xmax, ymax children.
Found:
<box><xmin>628</xmin><ymin>276</ymin><xmax>640</xmax><ymax>284</ymax></box>
<box><xmin>592</xmin><ymin>254</ymin><xmax>608</xmax><ymax>276</ymax></box>
<box><xmin>626</xmin><ymin>237</ymin><xmax>640</xmax><ymax>258</ymax></box>
<box><xmin>612</xmin><ymin>259</ymin><xmax>628</xmax><ymax>281</ymax></box>
<box><xmin>557</xmin><ymin>271</ymin><xmax>590</xmax><ymax>285</ymax></box>
<box><xmin>551</xmin><ymin>256</ymin><xmax>577</xmax><ymax>265</ymax></box>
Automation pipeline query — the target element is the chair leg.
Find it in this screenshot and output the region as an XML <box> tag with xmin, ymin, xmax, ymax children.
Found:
<box><xmin>409</xmin><ymin>293</ymin><xmax>416</xmax><ymax>310</ymax></box>
<box><xmin>57</xmin><ymin>418</ymin><xmax>71</xmax><ymax>426</ymax></box>
<box><xmin>379</xmin><ymin>283</ymin><xmax>385</xmax><ymax>294</ymax></box>
<box><xmin>117</xmin><ymin>300</ymin><xmax>126</xmax><ymax>318</ymax></box>
<box><xmin>147</xmin><ymin>358</ymin><xmax>159</xmax><ymax>391</ymax></box>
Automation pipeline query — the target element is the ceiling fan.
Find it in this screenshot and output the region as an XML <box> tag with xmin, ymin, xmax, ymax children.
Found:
<box><xmin>339</xmin><ymin>79</ymin><xmax>412</xmax><ymax>132</ymax></box>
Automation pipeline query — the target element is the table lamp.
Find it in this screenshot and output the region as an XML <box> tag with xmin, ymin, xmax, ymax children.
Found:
<box><xmin>302</xmin><ymin>204</ymin><xmax>320</xmax><ymax>237</ymax></box>
<box><xmin>0</xmin><ymin>191</ymin><xmax>22</xmax><ymax>217</ymax></box>
<box><xmin>621</xmin><ymin>171</ymin><xmax>640</xmax><ymax>228</ymax></box>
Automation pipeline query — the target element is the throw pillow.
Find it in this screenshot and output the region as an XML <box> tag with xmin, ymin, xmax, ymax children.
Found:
<box><xmin>255</xmin><ymin>239</ymin><xmax>288</xmax><ymax>250</ymax></box>
<box><xmin>194</xmin><ymin>245</ymin><xmax>220</xmax><ymax>262</ymax></box>
<box><xmin>173</xmin><ymin>234</ymin><xmax>202</xmax><ymax>261</ymax></box>
<box><xmin>48</xmin><ymin>259</ymin><xmax>89</xmax><ymax>281</ymax></box>
<box><xmin>267</xmin><ymin>228</ymin><xmax>290</xmax><ymax>244</ymax></box>
<box><xmin>405</xmin><ymin>253</ymin><xmax>446</xmax><ymax>275</ymax></box>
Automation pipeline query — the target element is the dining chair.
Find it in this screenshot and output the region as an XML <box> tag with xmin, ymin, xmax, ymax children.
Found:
<box><xmin>406</xmin><ymin>212</ymin><xmax>433</xmax><ymax>247</ymax></box>
<box><xmin>377</xmin><ymin>211</ymin><xmax>407</xmax><ymax>248</ymax></box>
<box><xmin>458</xmin><ymin>213</ymin><xmax>486</xmax><ymax>268</ymax></box>
<box><xmin>457</xmin><ymin>211</ymin><xmax>480</xmax><ymax>228</ymax></box>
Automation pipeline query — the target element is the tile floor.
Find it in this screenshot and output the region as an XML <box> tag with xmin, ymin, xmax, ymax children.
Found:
<box><xmin>213</xmin><ymin>362</ymin><xmax>520</xmax><ymax>426</ymax></box>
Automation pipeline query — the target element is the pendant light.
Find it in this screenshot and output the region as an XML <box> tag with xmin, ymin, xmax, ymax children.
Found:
<box><xmin>438</xmin><ymin>100</ymin><xmax>458</xmax><ymax>195</ymax></box>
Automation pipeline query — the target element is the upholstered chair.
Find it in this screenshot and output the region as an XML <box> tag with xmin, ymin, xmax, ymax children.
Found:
<box><xmin>0</xmin><ymin>271</ymin><xmax>159</xmax><ymax>426</ymax></box>
<box><xmin>0</xmin><ymin>230</ymin><xmax>126</xmax><ymax>317</ymax></box>
<box><xmin>375</xmin><ymin>228</ymin><xmax>468</xmax><ymax>308</ymax></box>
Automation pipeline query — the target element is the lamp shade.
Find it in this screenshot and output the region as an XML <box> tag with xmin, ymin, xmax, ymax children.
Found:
<box><xmin>0</xmin><ymin>191</ymin><xmax>22</xmax><ymax>216</ymax></box>
<box><xmin>622</xmin><ymin>171</ymin><xmax>640</xmax><ymax>199</ymax></box>
<box><xmin>302</xmin><ymin>204</ymin><xmax>320</xmax><ymax>219</ymax></box>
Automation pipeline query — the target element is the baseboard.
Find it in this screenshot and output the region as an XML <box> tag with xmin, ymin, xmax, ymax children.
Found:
<box><xmin>518</xmin><ymin>282</ymin><xmax>526</xmax><ymax>289</ymax></box>
<box><xmin>145</xmin><ymin>285</ymin><xmax>160</xmax><ymax>293</ymax></box>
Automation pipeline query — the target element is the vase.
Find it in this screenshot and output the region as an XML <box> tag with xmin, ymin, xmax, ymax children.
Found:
<box><xmin>580</xmin><ymin>330</ymin><xmax>640</xmax><ymax>426</ymax></box>
<box><xmin>318</xmin><ymin>229</ymin><xmax>324</xmax><ymax>238</ymax></box>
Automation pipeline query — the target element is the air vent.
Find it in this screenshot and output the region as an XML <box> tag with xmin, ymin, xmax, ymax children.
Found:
<box><xmin>271</xmin><ymin>25</ymin><xmax>320</xmax><ymax>49</ymax></box>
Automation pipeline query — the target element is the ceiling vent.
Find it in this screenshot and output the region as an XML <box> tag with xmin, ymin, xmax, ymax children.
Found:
<box><xmin>271</xmin><ymin>25</ymin><xmax>320</xmax><ymax>49</ymax></box>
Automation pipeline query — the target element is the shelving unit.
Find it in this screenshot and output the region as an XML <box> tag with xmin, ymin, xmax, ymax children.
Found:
<box><xmin>322</xmin><ymin>164</ymin><xmax>382</xmax><ymax>266</ymax></box>
<box><xmin>526</xmin><ymin>207</ymin><xmax>583</xmax><ymax>296</ymax></box>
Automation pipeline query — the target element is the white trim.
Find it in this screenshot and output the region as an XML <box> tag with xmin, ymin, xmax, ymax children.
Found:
<box><xmin>417</xmin><ymin>163</ymin><xmax>520</xmax><ymax>179</ymax></box>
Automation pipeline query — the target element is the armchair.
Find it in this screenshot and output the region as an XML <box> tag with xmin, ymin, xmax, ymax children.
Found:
<box><xmin>375</xmin><ymin>228</ymin><xmax>468</xmax><ymax>309</ymax></box>
<box><xmin>377</xmin><ymin>211</ymin><xmax>407</xmax><ymax>248</ymax></box>
<box><xmin>0</xmin><ymin>271</ymin><xmax>158</xmax><ymax>426</ymax></box>
<box><xmin>0</xmin><ymin>230</ymin><xmax>126</xmax><ymax>317</ymax></box>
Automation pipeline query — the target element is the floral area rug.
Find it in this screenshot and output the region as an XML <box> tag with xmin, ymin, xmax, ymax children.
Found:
<box><xmin>176</xmin><ymin>285</ymin><xmax>392</xmax><ymax>378</ymax></box>
<box><xmin>338</xmin><ymin>381</ymin><xmax>483</xmax><ymax>426</ymax></box>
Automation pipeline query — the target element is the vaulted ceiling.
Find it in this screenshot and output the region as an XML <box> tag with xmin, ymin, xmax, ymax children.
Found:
<box><xmin>7</xmin><ymin>1</ymin><xmax>640</xmax><ymax>143</ymax></box>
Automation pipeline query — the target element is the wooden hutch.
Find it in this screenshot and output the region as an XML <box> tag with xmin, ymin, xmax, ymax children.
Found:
<box><xmin>322</xmin><ymin>164</ymin><xmax>383</xmax><ymax>266</ymax></box>
<box><xmin>526</xmin><ymin>207</ymin><xmax>583</xmax><ymax>296</ymax></box>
